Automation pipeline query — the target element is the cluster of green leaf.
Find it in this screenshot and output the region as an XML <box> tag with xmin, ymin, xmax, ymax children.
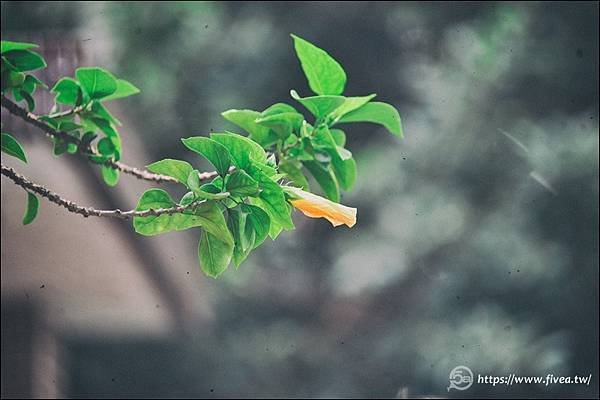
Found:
<box><xmin>46</xmin><ymin>66</ymin><xmax>139</xmax><ymax>186</ymax></box>
<box><xmin>1</xmin><ymin>40</ymin><xmax>47</xmax><ymax>111</ymax></box>
<box><xmin>1</xmin><ymin>40</ymin><xmax>141</xmax><ymax>189</ymax></box>
<box><xmin>135</xmin><ymin>132</ymin><xmax>289</xmax><ymax>277</ymax></box>
<box><xmin>1</xmin><ymin>35</ymin><xmax>403</xmax><ymax>278</ymax></box>
<box><xmin>222</xmin><ymin>34</ymin><xmax>402</xmax><ymax>203</ymax></box>
<box><xmin>1</xmin><ymin>39</ymin><xmax>141</xmax><ymax>225</ymax></box>
<box><xmin>134</xmin><ymin>34</ymin><xmax>403</xmax><ymax>277</ymax></box>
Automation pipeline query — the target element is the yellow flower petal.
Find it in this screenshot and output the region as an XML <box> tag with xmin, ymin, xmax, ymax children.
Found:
<box><xmin>286</xmin><ymin>187</ymin><xmax>357</xmax><ymax>228</ymax></box>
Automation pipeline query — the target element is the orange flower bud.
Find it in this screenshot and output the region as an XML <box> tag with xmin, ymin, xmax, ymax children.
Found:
<box><xmin>285</xmin><ymin>187</ymin><xmax>357</xmax><ymax>228</ymax></box>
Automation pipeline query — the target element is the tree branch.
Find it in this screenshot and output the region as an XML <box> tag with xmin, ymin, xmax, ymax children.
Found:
<box><xmin>1</xmin><ymin>163</ymin><xmax>205</xmax><ymax>219</ymax></box>
<box><xmin>1</xmin><ymin>95</ymin><xmax>220</xmax><ymax>184</ymax></box>
<box><xmin>1</xmin><ymin>94</ymin><xmax>79</xmax><ymax>145</ymax></box>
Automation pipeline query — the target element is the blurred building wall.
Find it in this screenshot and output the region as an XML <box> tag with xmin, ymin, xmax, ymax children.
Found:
<box><xmin>1</xmin><ymin>34</ymin><xmax>214</xmax><ymax>398</ymax></box>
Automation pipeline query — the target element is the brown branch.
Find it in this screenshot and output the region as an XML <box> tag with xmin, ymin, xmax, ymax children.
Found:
<box><xmin>1</xmin><ymin>94</ymin><xmax>79</xmax><ymax>145</ymax></box>
<box><xmin>1</xmin><ymin>95</ymin><xmax>219</xmax><ymax>184</ymax></box>
<box><xmin>110</xmin><ymin>160</ymin><xmax>218</xmax><ymax>183</ymax></box>
<box><xmin>1</xmin><ymin>163</ymin><xmax>205</xmax><ymax>219</ymax></box>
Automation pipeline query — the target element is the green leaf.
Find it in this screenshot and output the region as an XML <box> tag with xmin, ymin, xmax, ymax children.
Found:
<box><xmin>67</xmin><ymin>142</ymin><xmax>78</xmax><ymax>154</ymax></box>
<box><xmin>291</xmin><ymin>34</ymin><xmax>347</xmax><ymax>96</ymax></box>
<box><xmin>312</xmin><ymin>127</ymin><xmax>356</xmax><ymax>190</ymax></box>
<box><xmin>228</xmin><ymin>210</ymin><xmax>254</xmax><ymax>267</ymax></box>
<box><xmin>134</xmin><ymin>189</ymin><xmax>178</xmax><ymax>235</ymax></box>
<box><xmin>88</xmin><ymin>154</ymin><xmax>110</xmax><ymax>164</ymax></box>
<box><xmin>15</xmin><ymin>90</ymin><xmax>35</xmax><ymax>112</ymax></box>
<box><xmin>200</xmin><ymin>182</ymin><xmax>223</xmax><ymax>195</ymax></box>
<box><xmin>303</xmin><ymin>160</ymin><xmax>340</xmax><ymax>202</ymax></box>
<box><xmin>278</xmin><ymin>160</ymin><xmax>310</xmax><ymax>190</ymax></box>
<box><xmin>13</xmin><ymin>75</ymin><xmax>38</xmax><ymax>101</ymax></box>
<box><xmin>22</xmin><ymin>192</ymin><xmax>39</xmax><ymax>225</ymax></box>
<box><xmin>290</xmin><ymin>90</ymin><xmax>345</xmax><ymax>118</ymax></box>
<box><xmin>247</xmin><ymin>160</ymin><xmax>278</xmax><ymax>179</ymax></box>
<box><xmin>210</xmin><ymin>132</ymin><xmax>267</xmax><ymax>170</ymax></box>
<box><xmin>134</xmin><ymin>190</ymin><xmax>234</xmax><ymax>243</ymax></box>
<box><xmin>97</xmin><ymin>137</ymin><xmax>115</xmax><ymax>156</ymax></box>
<box><xmin>75</xmin><ymin>67</ymin><xmax>117</xmax><ymax>99</ymax></box>
<box><xmin>249</xmin><ymin>171</ymin><xmax>294</xmax><ymax>238</ymax></box>
<box><xmin>101</xmin><ymin>165</ymin><xmax>119</xmax><ymax>186</ymax></box>
<box><xmin>187</xmin><ymin>170</ymin><xmax>230</xmax><ymax>200</ymax></box>
<box><xmin>80</xmin><ymin>131</ymin><xmax>97</xmax><ymax>150</ymax></box>
<box><xmin>13</xmin><ymin>74</ymin><xmax>44</xmax><ymax>100</ymax></box>
<box><xmin>226</xmin><ymin>169</ymin><xmax>259</xmax><ymax>197</ymax></box>
<box><xmin>24</xmin><ymin>74</ymin><xmax>46</xmax><ymax>89</ymax></box>
<box><xmin>181</xmin><ymin>136</ymin><xmax>231</xmax><ymax>176</ymax></box>
<box><xmin>89</xmin><ymin>117</ymin><xmax>121</xmax><ymax>160</ymax></box>
<box><xmin>180</xmin><ymin>191</ymin><xmax>195</xmax><ymax>206</ymax></box>
<box><xmin>57</xmin><ymin>121</ymin><xmax>82</xmax><ymax>132</ymax></box>
<box><xmin>255</xmin><ymin>111</ymin><xmax>304</xmax><ymax>139</ymax></box>
<box><xmin>330</xmin><ymin>129</ymin><xmax>346</xmax><ymax>147</ymax></box>
<box><xmin>284</xmin><ymin>134</ymin><xmax>298</xmax><ymax>147</ymax></box>
<box><xmin>221</xmin><ymin>109</ymin><xmax>278</xmax><ymax>147</ymax></box>
<box><xmin>52</xmin><ymin>137</ymin><xmax>68</xmax><ymax>156</ymax></box>
<box><xmin>333</xmin><ymin>156</ymin><xmax>357</xmax><ymax>190</ymax></box>
<box><xmin>1</xmin><ymin>40</ymin><xmax>38</xmax><ymax>54</ymax></box>
<box><xmin>335</xmin><ymin>101</ymin><xmax>403</xmax><ymax>137</ymax></box>
<box><xmin>90</xmin><ymin>117</ymin><xmax>118</xmax><ymax>138</ymax></box>
<box><xmin>198</xmin><ymin>230</ymin><xmax>234</xmax><ymax>278</ymax></box>
<box><xmin>329</xmin><ymin>94</ymin><xmax>376</xmax><ymax>120</ymax></box>
<box><xmin>146</xmin><ymin>159</ymin><xmax>193</xmax><ymax>186</ymax></box>
<box><xmin>102</xmin><ymin>79</ymin><xmax>140</xmax><ymax>101</ymax></box>
<box><xmin>261</xmin><ymin>103</ymin><xmax>299</xmax><ymax>116</ymax></box>
<box><xmin>51</xmin><ymin>77</ymin><xmax>82</xmax><ymax>105</ymax></box>
<box><xmin>241</xmin><ymin>204</ymin><xmax>270</xmax><ymax>249</ymax></box>
<box><xmin>2</xmin><ymin>50</ymin><xmax>46</xmax><ymax>72</ymax></box>
<box><xmin>1</xmin><ymin>133</ymin><xmax>27</xmax><ymax>163</ymax></box>
<box><xmin>2</xmin><ymin>70</ymin><xmax>25</xmax><ymax>89</ymax></box>
<box><xmin>88</xmin><ymin>101</ymin><xmax>121</xmax><ymax>126</ymax></box>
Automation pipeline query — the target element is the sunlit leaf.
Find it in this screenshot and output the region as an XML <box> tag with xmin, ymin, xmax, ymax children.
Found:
<box><xmin>210</xmin><ymin>132</ymin><xmax>267</xmax><ymax>170</ymax></box>
<box><xmin>1</xmin><ymin>40</ymin><xmax>38</xmax><ymax>54</ymax></box>
<box><xmin>146</xmin><ymin>158</ymin><xmax>193</xmax><ymax>186</ymax></box>
<box><xmin>182</xmin><ymin>136</ymin><xmax>231</xmax><ymax>176</ymax></box>
<box><xmin>290</xmin><ymin>89</ymin><xmax>345</xmax><ymax>118</ymax></box>
<box><xmin>198</xmin><ymin>229</ymin><xmax>234</xmax><ymax>278</ymax></box>
<box><xmin>102</xmin><ymin>79</ymin><xmax>140</xmax><ymax>101</ymax></box>
<box><xmin>222</xmin><ymin>109</ymin><xmax>278</xmax><ymax>147</ymax></box>
<box><xmin>291</xmin><ymin>34</ymin><xmax>346</xmax><ymax>95</ymax></box>
<box><xmin>76</xmin><ymin>67</ymin><xmax>117</xmax><ymax>99</ymax></box>
<box><xmin>335</xmin><ymin>101</ymin><xmax>403</xmax><ymax>137</ymax></box>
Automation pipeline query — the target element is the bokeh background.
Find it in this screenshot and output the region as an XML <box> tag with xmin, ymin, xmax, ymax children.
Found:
<box><xmin>1</xmin><ymin>1</ymin><xmax>598</xmax><ymax>398</ymax></box>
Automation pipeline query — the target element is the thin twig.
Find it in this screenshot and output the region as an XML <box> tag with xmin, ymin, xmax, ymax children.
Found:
<box><xmin>46</xmin><ymin>103</ymin><xmax>87</xmax><ymax>119</ymax></box>
<box><xmin>110</xmin><ymin>160</ymin><xmax>218</xmax><ymax>182</ymax></box>
<box><xmin>1</xmin><ymin>95</ymin><xmax>219</xmax><ymax>184</ymax></box>
<box><xmin>1</xmin><ymin>163</ymin><xmax>205</xmax><ymax>219</ymax></box>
